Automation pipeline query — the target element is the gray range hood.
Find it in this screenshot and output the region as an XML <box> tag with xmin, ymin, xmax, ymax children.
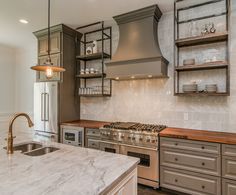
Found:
<box><xmin>106</xmin><ymin>5</ymin><xmax>169</xmax><ymax>80</ymax></box>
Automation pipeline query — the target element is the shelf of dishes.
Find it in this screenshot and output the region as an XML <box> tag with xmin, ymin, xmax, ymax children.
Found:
<box><xmin>78</xmin><ymin>86</ymin><xmax>110</xmax><ymax>96</ymax></box>
<box><xmin>181</xmin><ymin>83</ymin><xmax>224</xmax><ymax>94</ymax></box>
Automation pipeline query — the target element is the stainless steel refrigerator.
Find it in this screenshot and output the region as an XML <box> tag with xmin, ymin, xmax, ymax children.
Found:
<box><xmin>34</xmin><ymin>82</ymin><xmax>58</xmax><ymax>140</ymax></box>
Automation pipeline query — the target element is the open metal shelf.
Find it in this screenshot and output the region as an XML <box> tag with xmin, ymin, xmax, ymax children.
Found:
<box><xmin>174</xmin><ymin>0</ymin><xmax>230</xmax><ymax>97</ymax></box>
<box><xmin>76</xmin><ymin>73</ymin><xmax>106</xmax><ymax>79</ymax></box>
<box><xmin>175</xmin><ymin>61</ymin><xmax>229</xmax><ymax>72</ymax></box>
<box><xmin>76</xmin><ymin>52</ymin><xmax>111</xmax><ymax>61</ymax></box>
<box><xmin>175</xmin><ymin>32</ymin><xmax>228</xmax><ymax>47</ymax></box>
<box><xmin>75</xmin><ymin>21</ymin><xmax>112</xmax><ymax>97</ymax></box>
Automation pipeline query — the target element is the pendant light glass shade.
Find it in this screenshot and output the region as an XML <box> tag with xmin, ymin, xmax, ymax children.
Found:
<box><xmin>30</xmin><ymin>0</ymin><xmax>66</xmax><ymax>79</ymax></box>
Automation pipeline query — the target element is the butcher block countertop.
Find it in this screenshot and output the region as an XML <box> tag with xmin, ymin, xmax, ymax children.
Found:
<box><xmin>61</xmin><ymin>119</ymin><xmax>110</xmax><ymax>129</ymax></box>
<box><xmin>160</xmin><ymin>127</ymin><xmax>236</xmax><ymax>145</ymax></box>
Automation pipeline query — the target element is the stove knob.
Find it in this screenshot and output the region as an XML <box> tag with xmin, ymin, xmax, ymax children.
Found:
<box><xmin>128</xmin><ymin>136</ymin><xmax>131</xmax><ymax>139</ymax></box>
<box><xmin>113</xmin><ymin>133</ymin><xmax>117</xmax><ymax>137</ymax></box>
<box><xmin>151</xmin><ymin>139</ymin><xmax>156</xmax><ymax>143</ymax></box>
<box><xmin>146</xmin><ymin>138</ymin><xmax>150</xmax><ymax>142</ymax></box>
<box><xmin>132</xmin><ymin>137</ymin><xmax>135</xmax><ymax>141</ymax></box>
<box><xmin>139</xmin><ymin>137</ymin><xmax>143</xmax><ymax>141</ymax></box>
<box><xmin>121</xmin><ymin>134</ymin><xmax>125</xmax><ymax>138</ymax></box>
<box><xmin>107</xmin><ymin>132</ymin><xmax>110</xmax><ymax>136</ymax></box>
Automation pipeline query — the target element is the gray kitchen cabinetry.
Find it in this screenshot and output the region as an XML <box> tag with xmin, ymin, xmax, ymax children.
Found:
<box><xmin>160</xmin><ymin>137</ymin><xmax>221</xmax><ymax>195</ymax></box>
<box><xmin>223</xmin><ymin>178</ymin><xmax>236</xmax><ymax>195</ymax></box>
<box><xmin>38</xmin><ymin>32</ymin><xmax>61</xmax><ymax>56</ymax></box>
<box><xmin>85</xmin><ymin>128</ymin><xmax>101</xmax><ymax>150</ymax></box>
<box><xmin>222</xmin><ymin>144</ymin><xmax>236</xmax><ymax>195</ymax></box>
<box><xmin>34</xmin><ymin>24</ymin><xmax>82</xmax><ymax>82</ymax></box>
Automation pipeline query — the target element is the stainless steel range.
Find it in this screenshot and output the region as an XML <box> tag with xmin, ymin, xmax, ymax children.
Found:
<box><xmin>99</xmin><ymin>122</ymin><xmax>166</xmax><ymax>188</ymax></box>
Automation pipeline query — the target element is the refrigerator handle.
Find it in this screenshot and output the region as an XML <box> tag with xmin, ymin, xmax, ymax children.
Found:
<box><xmin>45</xmin><ymin>93</ymin><xmax>49</xmax><ymax>121</ymax></box>
<box><xmin>41</xmin><ymin>93</ymin><xmax>45</xmax><ymax>121</ymax></box>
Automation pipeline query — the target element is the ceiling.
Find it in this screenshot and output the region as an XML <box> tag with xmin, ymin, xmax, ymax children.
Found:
<box><xmin>0</xmin><ymin>0</ymin><xmax>174</xmax><ymax>48</ymax></box>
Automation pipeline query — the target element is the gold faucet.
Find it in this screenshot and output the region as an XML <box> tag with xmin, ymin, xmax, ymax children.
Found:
<box><xmin>7</xmin><ymin>113</ymin><xmax>34</xmax><ymax>154</ymax></box>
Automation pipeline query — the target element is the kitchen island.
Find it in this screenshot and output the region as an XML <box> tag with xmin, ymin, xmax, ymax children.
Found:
<box><xmin>0</xmin><ymin>131</ymin><xmax>139</xmax><ymax>195</ymax></box>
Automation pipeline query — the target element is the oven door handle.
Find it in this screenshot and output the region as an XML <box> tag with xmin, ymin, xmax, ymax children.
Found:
<box><xmin>119</xmin><ymin>143</ymin><xmax>158</xmax><ymax>151</ymax></box>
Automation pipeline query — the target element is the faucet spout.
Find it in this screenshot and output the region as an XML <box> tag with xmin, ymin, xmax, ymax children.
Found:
<box><xmin>7</xmin><ymin>113</ymin><xmax>34</xmax><ymax>154</ymax></box>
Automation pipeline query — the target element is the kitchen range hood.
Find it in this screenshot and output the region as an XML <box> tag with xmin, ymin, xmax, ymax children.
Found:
<box><xmin>106</xmin><ymin>5</ymin><xmax>169</xmax><ymax>80</ymax></box>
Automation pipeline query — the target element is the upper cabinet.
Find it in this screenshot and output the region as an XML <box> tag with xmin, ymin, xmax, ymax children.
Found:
<box><xmin>33</xmin><ymin>24</ymin><xmax>82</xmax><ymax>82</ymax></box>
<box><xmin>38</xmin><ymin>32</ymin><xmax>61</xmax><ymax>56</ymax></box>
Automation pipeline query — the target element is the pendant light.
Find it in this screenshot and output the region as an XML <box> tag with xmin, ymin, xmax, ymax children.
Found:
<box><xmin>31</xmin><ymin>0</ymin><xmax>65</xmax><ymax>79</ymax></box>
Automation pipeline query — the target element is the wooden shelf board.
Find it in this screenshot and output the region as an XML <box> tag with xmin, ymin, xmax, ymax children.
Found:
<box><xmin>76</xmin><ymin>73</ymin><xmax>106</xmax><ymax>79</ymax></box>
<box><xmin>76</xmin><ymin>52</ymin><xmax>110</xmax><ymax>61</ymax></box>
<box><xmin>79</xmin><ymin>94</ymin><xmax>111</xmax><ymax>97</ymax></box>
<box><xmin>175</xmin><ymin>61</ymin><xmax>228</xmax><ymax>71</ymax></box>
<box><xmin>175</xmin><ymin>32</ymin><xmax>228</xmax><ymax>47</ymax></box>
<box><xmin>175</xmin><ymin>92</ymin><xmax>229</xmax><ymax>96</ymax></box>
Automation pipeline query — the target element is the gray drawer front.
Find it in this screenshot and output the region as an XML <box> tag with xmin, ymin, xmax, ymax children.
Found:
<box><xmin>160</xmin><ymin>148</ymin><xmax>220</xmax><ymax>176</ymax></box>
<box><xmin>223</xmin><ymin>144</ymin><xmax>236</xmax><ymax>157</ymax></box>
<box><xmin>87</xmin><ymin>139</ymin><xmax>100</xmax><ymax>149</ymax></box>
<box><xmin>222</xmin><ymin>156</ymin><xmax>236</xmax><ymax>180</ymax></box>
<box><xmin>223</xmin><ymin>178</ymin><xmax>236</xmax><ymax>195</ymax></box>
<box><xmin>160</xmin><ymin>137</ymin><xmax>220</xmax><ymax>155</ymax></box>
<box><xmin>86</xmin><ymin>128</ymin><xmax>100</xmax><ymax>137</ymax></box>
<box><xmin>160</xmin><ymin>166</ymin><xmax>221</xmax><ymax>195</ymax></box>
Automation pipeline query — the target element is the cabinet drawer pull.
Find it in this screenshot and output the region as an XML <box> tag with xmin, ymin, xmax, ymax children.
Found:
<box><xmin>175</xmin><ymin>179</ymin><xmax>178</xmax><ymax>183</ymax></box>
<box><xmin>175</xmin><ymin>158</ymin><xmax>178</xmax><ymax>161</ymax></box>
<box><xmin>201</xmin><ymin>146</ymin><xmax>205</xmax><ymax>149</ymax></box>
<box><xmin>202</xmin><ymin>185</ymin><xmax>205</xmax><ymax>189</ymax></box>
<box><xmin>175</xmin><ymin>143</ymin><xmax>178</xmax><ymax>146</ymax></box>
<box><xmin>202</xmin><ymin>162</ymin><xmax>205</xmax><ymax>166</ymax></box>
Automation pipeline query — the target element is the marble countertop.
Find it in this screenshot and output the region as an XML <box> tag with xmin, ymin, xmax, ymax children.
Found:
<box><xmin>0</xmin><ymin>130</ymin><xmax>139</xmax><ymax>195</ymax></box>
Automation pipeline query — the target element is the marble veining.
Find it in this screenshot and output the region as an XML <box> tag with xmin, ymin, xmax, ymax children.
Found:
<box><xmin>0</xmin><ymin>132</ymin><xmax>139</xmax><ymax>195</ymax></box>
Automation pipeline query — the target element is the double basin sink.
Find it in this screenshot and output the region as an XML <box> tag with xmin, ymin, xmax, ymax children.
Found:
<box><xmin>4</xmin><ymin>142</ymin><xmax>59</xmax><ymax>156</ymax></box>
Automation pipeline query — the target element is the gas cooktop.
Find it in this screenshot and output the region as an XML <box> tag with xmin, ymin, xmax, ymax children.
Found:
<box><xmin>103</xmin><ymin>122</ymin><xmax>166</xmax><ymax>133</ymax></box>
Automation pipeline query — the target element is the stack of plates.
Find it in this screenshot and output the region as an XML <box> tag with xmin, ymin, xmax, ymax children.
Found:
<box><xmin>205</xmin><ymin>84</ymin><xmax>217</xmax><ymax>93</ymax></box>
<box><xmin>183</xmin><ymin>84</ymin><xmax>198</xmax><ymax>93</ymax></box>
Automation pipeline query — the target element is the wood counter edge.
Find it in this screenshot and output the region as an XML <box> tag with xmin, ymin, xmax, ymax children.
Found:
<box><xmin>60</xmin><ymin>119</ymin><xmax>111</xmax><ymax>129</ymax></box>
<box><xmin>160</xmin><ymin>127</ymin><xmax>236</xmax><ymax>145</ymax></box>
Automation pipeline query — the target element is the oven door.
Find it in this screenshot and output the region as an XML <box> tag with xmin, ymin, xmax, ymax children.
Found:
<box><xmin>100</xmin><ymin>141</ymin><xmax>119</xmax><ymax>153</ymax></box>
<box><xmin>120</xmin><ymin>145</ymin><xmax>159</xmax><ymax>184</ymax></box>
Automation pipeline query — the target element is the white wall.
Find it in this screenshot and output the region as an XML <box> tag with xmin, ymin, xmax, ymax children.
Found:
<box><xmin>0</xmin><ymin>44</ymin><xmax>16</xmax><ymax>130</ymax></box>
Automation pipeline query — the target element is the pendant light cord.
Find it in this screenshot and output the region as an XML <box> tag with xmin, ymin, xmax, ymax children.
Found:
<box><xmin>48</xmin><ymin>0</ymin><xmax>51</xmax><ymax>59</ymax></box>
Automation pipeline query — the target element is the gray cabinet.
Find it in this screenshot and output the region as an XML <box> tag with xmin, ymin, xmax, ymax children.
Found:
<box><xmin>34</xmin><ymin>24</ymin><xmax>82</xmax><ymax>82</ymax></box>
<box><xmin>161</xmin><ymin>167</ymin><xmax>221</xmax><ymax>195</ymax></box>
<box><xmin>222</xmin><ymin>144</ymin><xmax>236</xmax><ymax>194</ymax></box>
<box><xmin>160</xmin><ymin>147</ymin><xmax>221</xmax><ymax>176</ymax></box>
<box><xmin>223</xmin><ymin>178</ymin><xmax>236</xmax><ymax>195</ymax></box>
<box><xmin>85</xmin><ymin>128</ymin><xmax>100</xmax><ymax>150</ymax></box>
<box><xmin>38</xmin><ymin>32</ymin><xmax>61</xmax><ymax>56</ymax></box>
<box><xmin>160</xmin><ymin>137</ymin><xmax>220</xmax><ymax>155</ymax></box>
<box><xmin>160</xmin><ymin>137</ymin><xmax>221</xmax><ymax>195</ymax></box>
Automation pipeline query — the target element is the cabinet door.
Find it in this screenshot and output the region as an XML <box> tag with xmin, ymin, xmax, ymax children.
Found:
<box><xmin>37</xmin><ymin>53</ymin><xmax>61</xmax><ymax>82</ymax></box>
<box><xmin>222</xmin><ymin>156</ymin><xmax>236</xmax><ymax>180</ymax></box>
<box><xmin>160</xmin><ymin>166</ymin><xmax>221</xmax><ymax>195</ymax></box>
<box><xmin>107</xmin><ymin>168</ymin><xmax>137</xmax><ymax>195</ymax></box>
<box><xmin>223</xmin><ymin>178</ymin><xmax>236</xmax><ymax>195</ymax></box>
<box><xmin>38</xmin><ymin>32</ymin><xmax>61</xmax><ymax>56</ymax></box>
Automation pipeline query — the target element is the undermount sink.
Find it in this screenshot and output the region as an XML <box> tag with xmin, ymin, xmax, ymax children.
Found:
<box><xmin>3</xmin><ymin>142</ymin><xmax>59</xmax><ymax>156</ymax></box>
<box><xmin>24</xmin><ymin>147</ymin><xmax>59</xmax><ymax>156</ymax></box>
<box><xmin>3</xmin><ymin>142</ymin><xmax>43</xmax><ymax>153</ymax></box>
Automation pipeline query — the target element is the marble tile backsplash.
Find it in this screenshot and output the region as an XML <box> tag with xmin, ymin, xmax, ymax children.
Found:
<box><xmin>81</xmin><ymin>2</ymin><xmax>236</xmax><ymax>133</ymax></box>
